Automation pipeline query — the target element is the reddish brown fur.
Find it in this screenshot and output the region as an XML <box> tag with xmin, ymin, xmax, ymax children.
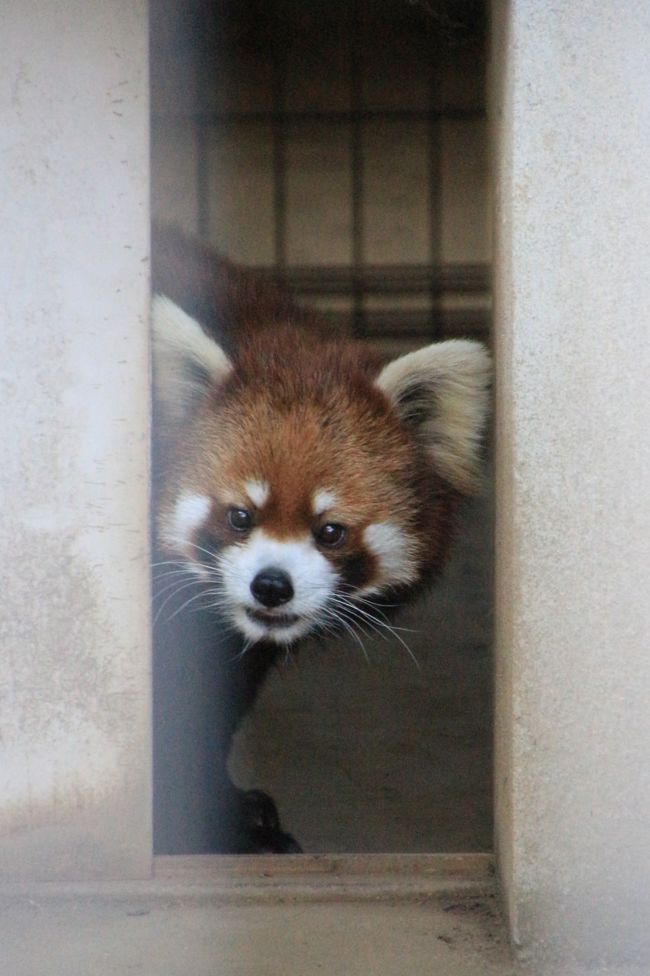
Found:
<box><xmin>154</xmin><ymin>226</ymin><xmax>458</xmax><ymax>596</ymax></box>
<box><xmin>153</xmin><ymin>224</ymin><xmax>318</xmax><ymax>351</ymax></box>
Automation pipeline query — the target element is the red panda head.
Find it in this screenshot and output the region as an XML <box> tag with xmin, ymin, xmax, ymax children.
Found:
<box><xmin>153</xmin><ymin>295</ymin><xmax>490</xmax><ymax>646</ymax></box>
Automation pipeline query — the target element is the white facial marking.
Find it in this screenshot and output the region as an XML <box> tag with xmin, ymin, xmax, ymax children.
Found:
<box><xmin>312</xmin><ymin>489</ymin><xmax>338</xmax><ymax>516</ymax></box>
<box><xmin>219</xmin><ymin>530</ymin><xmax>339</xmax><ymax>645</ymax></box>
<box><xmin>362</xmin><ymin>522</ymin><xmax>419</xmax><ymax>592</ymax></box>
<box><xmin>163</xmin><ymin>493</ymin><xmax>211</xmax><ymax>553</ymax></box>
<box><xmin>245</xmin><ymin>479</ymin><xmax>270</xmax><ymax>509</ymax></box>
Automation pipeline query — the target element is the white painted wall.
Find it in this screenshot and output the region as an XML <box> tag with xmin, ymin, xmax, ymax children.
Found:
<box><xmin>0</xmin><ymin>0</ymin><xmax>151</xmax><ymax>880</ymax></box>
<box><xmin>492</xmin><ymin>1</ymin><xmax>650</xmax><ymax>971</ymax></box>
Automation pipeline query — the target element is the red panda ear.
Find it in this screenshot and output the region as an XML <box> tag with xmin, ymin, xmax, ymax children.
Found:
<box><xmin>375</xmin><ymin>339</ymin><xmax>491</xmax><ymax>494</ymax></box>
<box><xmin>152</xmin><ymin>294</ymin><xmax>232</xmax><ymax>427</ymax></box>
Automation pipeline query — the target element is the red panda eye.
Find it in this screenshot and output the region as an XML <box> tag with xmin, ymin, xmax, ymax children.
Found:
<box><xmin>227</xmin><ymin>507</ymin><xmax>253</xmax><ymax>532</ymax></box>
<box><xmin>316</xmin><ymin>523</ymin><xmax>346</xmax><ymax>548</ymax></box>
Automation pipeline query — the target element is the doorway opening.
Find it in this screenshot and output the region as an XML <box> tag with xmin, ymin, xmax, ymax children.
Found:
<box><xmin>151</xmin><ymin>0</ymin><xmax>492</xmax><ymax>855</ymax></box>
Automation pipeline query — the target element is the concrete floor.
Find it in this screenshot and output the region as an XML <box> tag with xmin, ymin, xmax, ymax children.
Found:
<box><xmin>1</xmin><ymin>901</ymin><xmax>515</xmax><ymax>976</ymax></box>
<box><xmin>229</xmin><ymin>480</ymin><xmax>494</xmax><ymax>853</ymax></box>
<box><xmin>0</xmin><ymin>859</ymin><xmax>515</xmax><ymax>976</ymax></box>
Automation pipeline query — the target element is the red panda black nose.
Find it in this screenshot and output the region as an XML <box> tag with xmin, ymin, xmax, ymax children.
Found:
<box><xmin>251</xmin><ymin>568</ymin><xmax>294</xmax><ymax>608</ymax></box>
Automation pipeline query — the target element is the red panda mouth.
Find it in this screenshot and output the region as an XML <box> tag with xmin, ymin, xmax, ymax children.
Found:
<box><xmin>245</xmin><ymin>608</ymin><xmax>301</xmax><ymax>629</ymax></box>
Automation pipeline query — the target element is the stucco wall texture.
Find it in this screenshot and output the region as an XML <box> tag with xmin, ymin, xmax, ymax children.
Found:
<box><xmin>0</xmin><ymin>0</ymin><xmax>151</xmax><ymax>880</ymax></box>
<box><xmin>492</xmin><ymin>1</ymin><xmax>650</xmax><ymax>971</ymax></box>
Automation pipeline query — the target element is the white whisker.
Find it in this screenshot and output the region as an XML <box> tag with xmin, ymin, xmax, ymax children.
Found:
<box><xmin>328</xmin><ymin>594</ymin><xmax>421</xmax><ymax>671</ymax></box>
<box><xmin>319</xmin><ymin>603</ymin><xmax>371</xmax><ymax>663</ymax></box>
<box><xmin>152</xmin><ymin>577</ymin><xmax>207</xmax><ymax>624</ymax></box>
<box><xmin>166</xmin><ymin>587</ymin><xmax>217</xmax><ymax>623</ymax></box>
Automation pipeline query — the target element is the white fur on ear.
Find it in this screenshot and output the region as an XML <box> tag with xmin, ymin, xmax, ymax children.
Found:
<box><xmin>152</xmin><ymin>294</ymin><xmax>232</xmax><ymax>426</ymax></box>
<box><xmin>375</xmin><ymin>339</ymin><xmax>491</xmax><ymax>493</ymax></box>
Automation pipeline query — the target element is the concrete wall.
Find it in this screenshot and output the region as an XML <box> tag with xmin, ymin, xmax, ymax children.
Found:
<box><xmin>0</xmin><ymin>0</ymin><xmax>151</xmax><ymax>880</ymax></box>
<box><xmin>492</xmin><ymin>1</ymin><xmax>650</xmax><ymax>971</ymax></box>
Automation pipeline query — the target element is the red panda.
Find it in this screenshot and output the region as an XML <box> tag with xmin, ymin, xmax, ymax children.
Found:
<box><xmin>151</xmin><ymin>227</ymin><xmax>491</xmax><ymax>854</ymax></box>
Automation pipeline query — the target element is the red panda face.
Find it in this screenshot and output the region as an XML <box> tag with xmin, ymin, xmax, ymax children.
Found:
<box><xmin>165</xmin><ymin>486</ymin><xmax>421</xmax><ymax>646</ymax></box>
<box><xmin>159</xmin><ymin>353</ymin><xmax>431</xmax><ymax>645</ymax></box>
<box><xmin>153</xmin><ymin>296</ymin><xmax>490</xmax><ymax>646</ymax></box>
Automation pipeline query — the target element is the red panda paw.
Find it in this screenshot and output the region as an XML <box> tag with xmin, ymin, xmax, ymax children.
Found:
<box><xmin>237</xmin><ymin>789</ymin><xmax>303</xmax><ymax>854</ymax></box>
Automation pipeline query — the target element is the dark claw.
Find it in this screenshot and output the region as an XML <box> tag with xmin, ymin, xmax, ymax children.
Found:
<box><xmin>238</xmin><ymin>789</ymin><xmax>303</xmax><ymax>853</ymax></box>
<box><xmin>242</xmin><ymin>789</ymin><xmax>281</xmax><ymax>832</ymax></box>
